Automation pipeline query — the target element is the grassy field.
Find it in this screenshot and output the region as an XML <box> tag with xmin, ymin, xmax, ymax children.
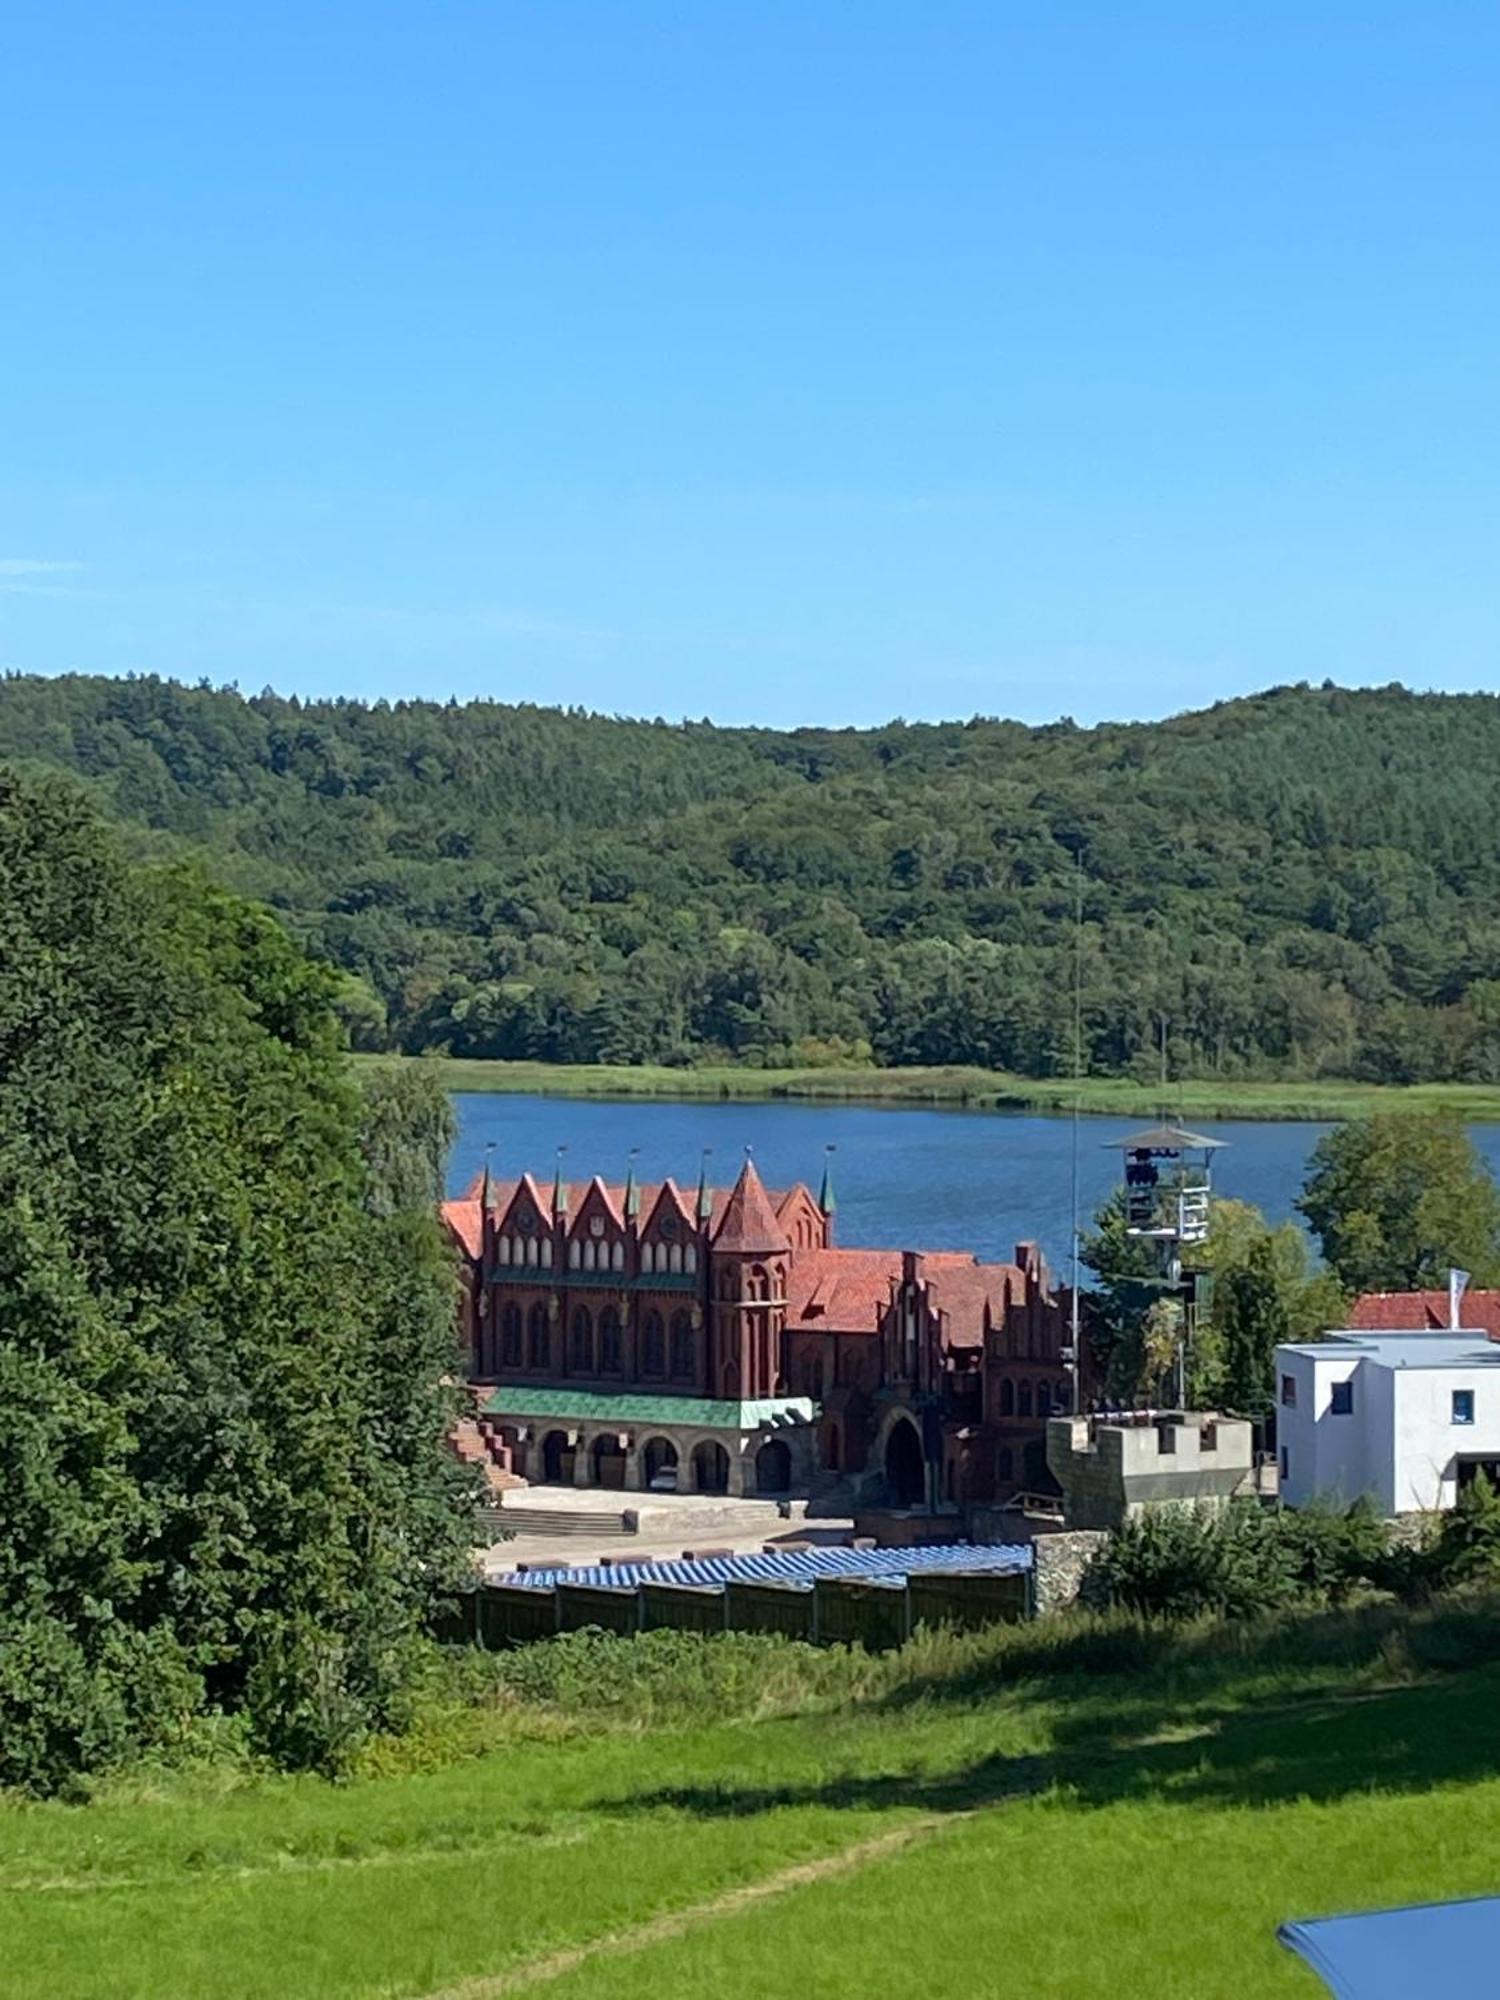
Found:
<box><xmin>8</xmin><ymin>1602</ymin><xmax>1500</xmax><ymax>1998</ymax></box>
<box><xmin>365</xmin><ymin>1053</ymin><xmax>1500</xmax><ymax>1123</ymax></box>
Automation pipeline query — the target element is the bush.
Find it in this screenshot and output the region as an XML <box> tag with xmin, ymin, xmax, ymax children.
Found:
<box><xmin>1091</xmin><ymin>1499</ymin><xmax>1393</xmax><ymax>1620</ymax></box>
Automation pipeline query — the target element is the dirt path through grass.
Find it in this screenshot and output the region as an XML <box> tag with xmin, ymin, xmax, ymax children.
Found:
<box><xmin>418</xmin><ymin>1813</ymin><xmax>967</xmax><ymax>1999</ymax></box>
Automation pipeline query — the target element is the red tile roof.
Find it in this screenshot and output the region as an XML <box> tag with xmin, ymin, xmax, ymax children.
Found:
<box><xmin>712</xmin><ymin>1160</ymin><xmax>792</xmax><ymax>1255</ymax></box>
<box><xmin>783</xmin><ymin>1247</ymin><xmax>1042</xmax><ymax>1342</ymax></box>
<box><xmin>442</xmin><ymin>1197</ymin><xmax>483</xmax><ymax>1257</ymax></box>
<box><xmin>1349</xmin><ymin>1290</ymin><xmax>1500</xmax><ymax>1338</ymax></box>
<box><xmin>786</xmin><ymin>1249</ymin><xmax>905</xmax><ymax>1333</ymax></box>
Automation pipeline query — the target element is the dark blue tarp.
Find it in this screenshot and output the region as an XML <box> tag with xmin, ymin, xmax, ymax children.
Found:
<box><xmin>1280</xmin><ymin>1895</ymin><xmax>1500</xmax><ymax>1997</ymax></box>
<box><xmin>497</xmin><ymin>1539</ymin><xmax>1033</xmax><ymax>1593</ymax></box>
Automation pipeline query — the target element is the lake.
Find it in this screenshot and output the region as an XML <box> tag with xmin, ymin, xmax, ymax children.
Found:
<box><xmin>449</xmin><ymin>1094</ymin><xmax>1500</xmax><ymax>1274</ymax></box>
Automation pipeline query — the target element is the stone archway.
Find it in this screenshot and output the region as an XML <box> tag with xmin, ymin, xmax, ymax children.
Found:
<box><xmin>641</xmin><ymin>1436</ymin><xmax>679</xmax><ymax>1491</ymax></box>
<box><xmin>755</xmin><ymin>1437</ymin><xmax>792</xmax><ymax>1496</ymax></box>
<box><xmin>884</xmin><ymin>1415</ymin><xmax>925</xmax><ymax>1508</ymax></box>
<box><xmin>691</xmin><ymin>1439</ymin><xmax>730</xmax><ymax>1495</ymax></box>
<box><xmin>540</xmin><ymin>1429</ymin><xmax>575</xmax><ymax>1485</ymax></box>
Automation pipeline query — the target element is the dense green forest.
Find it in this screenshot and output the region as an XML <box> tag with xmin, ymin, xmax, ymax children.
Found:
<box><xmin>4</xmin><ymin>672</ymin><xmax>1500</xmax><ymax>1083</ymax></box>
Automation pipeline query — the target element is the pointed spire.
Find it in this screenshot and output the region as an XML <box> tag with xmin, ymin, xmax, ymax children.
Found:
<box><xmin>480</xmin><ymin>1142</ymin><xmax>494</xmax><ymax>1214</ymax></box>
<box><xmin>697</xmin><ymin>1149</ymin><xmax>713</xmax><ymax>1223</ymax></box>
<box><xmin>624</xmin><ymin>1149</ymin><xmax>641</xmax><ymax>1220</ymax></box>
<box><xmin>713</xmin><ymin>1153</ymin><xmax>791</xmax><ymax>1254</ymax></box>
<box><xmin>819</xmin><ymin>1144</ymin><xmax>837</xmax><ymax>1217</ymax></box>
<box><xmin>552</xmin><ymin>1146</ymin><xmax>569</xmax><ymax>1218</ymax></box>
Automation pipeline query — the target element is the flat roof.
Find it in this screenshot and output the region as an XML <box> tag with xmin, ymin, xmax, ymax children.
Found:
<box><xmin>1280</xmin><ymin>1331</ymin><xmax>1500</xmax><ymax>1370</ymax></box>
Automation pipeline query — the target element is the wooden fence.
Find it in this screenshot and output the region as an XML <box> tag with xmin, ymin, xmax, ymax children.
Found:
<box><xmin>441</xmin><ymin>1567</ymin><xmax>1029</xmax><ymax>1651</ymax></box>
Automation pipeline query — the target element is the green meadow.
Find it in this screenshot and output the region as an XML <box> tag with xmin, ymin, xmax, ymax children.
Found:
<box><xmin>383</xmin><ymin>1053</ymin><xmax>1500</xmax><ymax>1123</ymax></box>
<box><xmin>9</xmin><ymin>1603</ymin><xmax>1500</xmax><ymax>1999</ymax></box>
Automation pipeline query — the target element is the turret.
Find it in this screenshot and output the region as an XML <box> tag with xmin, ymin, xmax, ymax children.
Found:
<box><xmin>710</xmin><ymin>1156</ymin><xmax>792</xmax><ymax>1399</ymax></box>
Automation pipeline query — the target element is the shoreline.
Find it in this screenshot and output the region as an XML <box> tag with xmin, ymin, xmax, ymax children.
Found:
<box><xmin>353</xmin><ymin>1055</ymin><xmax>1500</xmax><ymax>1123</ymax></box>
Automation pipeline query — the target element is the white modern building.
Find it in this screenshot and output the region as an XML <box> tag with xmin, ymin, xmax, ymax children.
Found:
<box><xmin>1275</xmin><ymin>1330</ymin><xmax>1500</xmax><ymax>1515</ymax></box>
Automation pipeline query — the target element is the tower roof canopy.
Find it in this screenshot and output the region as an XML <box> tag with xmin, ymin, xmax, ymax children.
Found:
<box><xmin>713</xmin><ymin>1159</ymin><xmax>792</xmax><ymax>1255</ymax></box>
<box><xmin>1103</xmin><ymin>1123</ymin><xmax>1225</xmax><ymax>1151</ymax></box>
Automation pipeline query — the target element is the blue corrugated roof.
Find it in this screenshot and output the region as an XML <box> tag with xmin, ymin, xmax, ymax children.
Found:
<box><xmin>496</xmin><ymin>1540</ymin><xmax>1033</xmax><ymax>1593</ymax></box>
<box><xmin>1280</xmin><ymin>1896</ymin><xmax>1500</xmax><ymax>1997</ymax></box>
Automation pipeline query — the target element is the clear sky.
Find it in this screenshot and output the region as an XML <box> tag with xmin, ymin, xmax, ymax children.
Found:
<box><xmin>2</xmin><ymin>2</ymin><xmax>1497</xmax><ymax>729</ymax></box>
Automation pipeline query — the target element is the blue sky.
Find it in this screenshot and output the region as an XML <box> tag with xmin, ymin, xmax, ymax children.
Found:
<box><xmin>2</xmin><ymin>2</ymin><xmax>1497</xmax><ymax>728</ymax></box>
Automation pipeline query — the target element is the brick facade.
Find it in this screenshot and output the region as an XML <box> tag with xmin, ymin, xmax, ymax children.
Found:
<box><xmin>442</xmin><ymin>1156</ymin><xmax>1078</xmax><ymax>1504</ymax></box>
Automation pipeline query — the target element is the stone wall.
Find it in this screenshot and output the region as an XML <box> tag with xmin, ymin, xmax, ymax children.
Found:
<box><xmin>1030</xmin><ymin>1529</ymin><xmax>1110</xmax><ymax>1616</ymax></box>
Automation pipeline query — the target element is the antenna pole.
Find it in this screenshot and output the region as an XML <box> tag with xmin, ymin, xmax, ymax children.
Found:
<box><xmin>1069</xmin><ymin>852</ymin><xmax>1084</xmax><ymax>1416</ymax></box>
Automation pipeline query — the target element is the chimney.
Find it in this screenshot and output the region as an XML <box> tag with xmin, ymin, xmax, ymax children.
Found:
<box><xmin>1450</xmin><ymin>1268</ymin><xmax>1471</xmax><ymax>1331</ymax></box>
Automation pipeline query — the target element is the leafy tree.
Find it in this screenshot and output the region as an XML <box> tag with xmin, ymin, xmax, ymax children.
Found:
<box><xmin>1298</xmin><ymin>1112</ymin><xmax>1500</xmax><ymax>1293</ymax></box>
<box><xmin>0</xmin><ymin>769</ymin><xmax>474</xmax><ymax>1793</ymax></box>
<box><xmin>1215</xmin><ymin>1238</ymin><xmax>1289</xmax><ymax>1418</ymax></box>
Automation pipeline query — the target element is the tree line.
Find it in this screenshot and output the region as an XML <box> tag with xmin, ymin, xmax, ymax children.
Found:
<box><xmin>7</xmin><ymin>673</ymin><xmax>1500</xmax><ymax>1081</ymax></box>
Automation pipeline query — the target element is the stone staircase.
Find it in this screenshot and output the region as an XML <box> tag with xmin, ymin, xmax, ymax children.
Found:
<box><xmin>497</xmin><ymin>1505</ymin><xmax>637</xmax><ymax>1540</ymax></box>
<box><xmin>496</xmin><ymin>1495</ymin><xmax>814</xmax><ymax>1543</ymax></box>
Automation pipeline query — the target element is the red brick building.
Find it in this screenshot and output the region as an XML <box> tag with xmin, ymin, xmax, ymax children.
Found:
<box><xmin>442</xmin><ymin>1154</ymin><xmax>1075</xmax><ymax>1506</ymax></box>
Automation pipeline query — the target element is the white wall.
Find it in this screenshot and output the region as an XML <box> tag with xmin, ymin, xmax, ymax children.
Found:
<box><xmin>1390</xmin><ymin>1367</ymin><xmax>1500</xmax><ymax>1513</ymax></box>
<box><xmin>1277</xmin><ymin>1349</ymin><xmax>1371</xmax><ymax>1508</ymax></box>
<box><xmin>1276</xmin><ymin>1343</ymin><xmax>1500</xmax><ymax>1513</ymax></box>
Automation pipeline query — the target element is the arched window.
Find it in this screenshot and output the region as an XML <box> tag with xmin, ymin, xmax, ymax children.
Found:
<box><xmin>1018</xmin><ymin>1381</ymin><xmax>1033</xmax><ymax>1418</ymax></box>
<box><xmin>497</xmin><ymin>1235</ymin><xmax>512</xmax><ymax>1266</ymax></box>
<box><xmin>583</xmin><ymin>1240</ymin><xmax>596</xmax><ymax>1272</ymax></box>
<box><xmin>1036</xmin><ymin>1380</ymin><xmax>1053</xmax><ymax>1417</ymax></box>
<box><xmin>750</xmin><ymin>1263</ymin><xmax>768</xmax><ymax>1301</ymax></box>
<box><xmin>570</xmin><ymin>1305</ymin><xmax>593</xmax><ymax>1373</ymax></box>
<box><xmin>539</xmin><ymin>1238</ymin><xmax>552</xmax><ymax>1267</ymax></box>
<box><xmin>999</xmin><ymin>1378</ymin><xmax>1014</xmax><ymax>1418</ymax></box>
<box><xmin>642</xmin><ymin>1309</ymin><xmax>666</xmax><ymax>1376</ymax></box>
<box><xmin>642</xmin><ymin>1242</ymin><xmax>656</xmax><ymax>1274</ymax></box>
<box><xmin>527</xmin><ymin>1303</ymin><xmax>550</xmax><ymax>1370</ymax></box>
<box><xmin>599</xmin><ymin>1307</ymin><xmax>622</xmax><ymax>1374</ymax></box>
<box><xmin>804</xmin><ymin>1357</ymin><xmax>825</xmax><ymax>1399</ymax></box>
<box><xmin>684</xmin><ymin>1245</ymin><xmax>697</xmax><ymax>1273</ymax></box>
<box><xmin>669</xmin><ymin>1243</ymin><xmax>683</xmax><ymax>1274</ymax></box>
<box><xmin>611</xmin><ymin>1240</ymin><xmax>624</xmax><ymax>1271</ymax></box>
<box><xmin>568</xmin><ymin>1239</ymin><xmax>581</xmax><ymax>1270</ymax></box>
<box><xmin>669</xmin><ymin>1310</ymin><xmax>694</xmax><ymax>1380</ymax></box>
<box><xmin>500</xmin><ymin>1303</ymin><xmax>522</xmax><ymax>1367</ymax></box>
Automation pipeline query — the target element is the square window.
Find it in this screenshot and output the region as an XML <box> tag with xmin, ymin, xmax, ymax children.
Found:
<box><xmin>1330</xmin><ymin>1380</ymin><xmax>1354</xmax><ymax>1416</ymax></box>
<box><xmin>1453</xmin><ymin>1389</ymin><xmax>1476</xmax><ymax>1426</ymax></box>
<box><xmin>1280</xmin><ymin>1374</ymin><xmax>1297</xmax><ymax>1408</ymax></box>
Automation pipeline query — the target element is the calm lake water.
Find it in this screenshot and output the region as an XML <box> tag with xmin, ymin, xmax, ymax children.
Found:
<box><xmin>449</xmin><ymin>1094</ymin><xmax>1500</xmax><ymax>1273</ymax></box>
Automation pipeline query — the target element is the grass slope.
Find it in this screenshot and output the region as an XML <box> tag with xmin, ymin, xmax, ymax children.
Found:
<box><xmin>389</xmin><ymin>1053</ymin><xmax>1500</xmax><ymax>1122</ymax></box>
<box><xmin>7</xmin><ymin>1604</ymin><xmax>1500</xmax><ymax>1998</ymax></box>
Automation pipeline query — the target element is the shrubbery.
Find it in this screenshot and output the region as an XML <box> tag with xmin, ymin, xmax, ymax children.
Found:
<box><xmin>1090</xmin><ymin>1491</ymin><xmax>1500</xmax><ymax>1621</ymax></box>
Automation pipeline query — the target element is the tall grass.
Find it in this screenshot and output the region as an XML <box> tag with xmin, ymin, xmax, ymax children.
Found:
<box><xmin>367</xmin><ymin>1053</ymin><xmax>1500</xmax><ymax>1122</ymax></box>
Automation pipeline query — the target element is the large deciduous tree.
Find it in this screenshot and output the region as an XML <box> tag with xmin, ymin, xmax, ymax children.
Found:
<box><xmin>0</xmin><ymin>770</ymin><xmax>474</xmax><ymax>1793</ymax></box>
<box><xmin>1297</xmin><ymin>1112</ymin><xmax>1500</xmax><ymax>1294</ymax></box>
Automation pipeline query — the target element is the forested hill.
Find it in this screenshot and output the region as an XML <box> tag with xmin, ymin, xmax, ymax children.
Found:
<box><xmin>3</xmin><ymin>671</ymin><xmax>1499</xmax><ymax>1084</ymax></box>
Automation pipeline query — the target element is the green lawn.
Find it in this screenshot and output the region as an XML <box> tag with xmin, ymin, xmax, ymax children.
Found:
<box><xmin>369</xmin><ymin>1053</ymin><xmax>1500</xmax><ymax>1123</ymax></box>
<box><xmin>8</xmin><ymin>1606</ymin><xmax>1500</xmax><ymax>1998</ymax></box>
